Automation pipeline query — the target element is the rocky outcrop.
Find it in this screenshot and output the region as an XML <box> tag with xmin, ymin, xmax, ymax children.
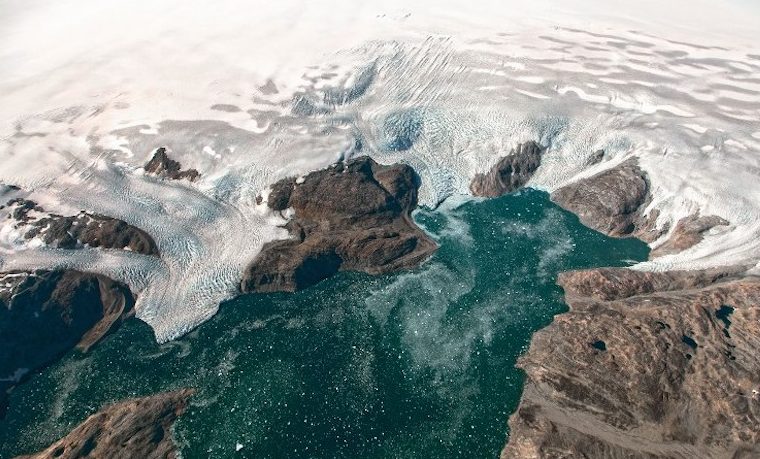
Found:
<box><xmin>144</xmin><ymin>147</ymin><xmax>200</xmax><ymax>182</ymax></box>
<box><xmin>16</xmin><ymin>389</ymin><xmax>193</xmax><ymax>459</ymax></box>
<box><xmin>470</xmin><ymin>141</ymin><xmax>544</xmax><ymax>197</ymax></box>
<box><xmin>586</xmin><ymin>149</ymin><xmax>606</xmax><ymax>166</ymax></box>
<box><xmin>0</xmin><ymin>270</ymin><xmax>135</xmax><ymax>417</ymax></box>
<box><xmin>557</xmin><ymin>266</ymin><xmax>747</xmax><ymax>302</ymax></box>
<box><xmin>5</xmin><ymin>198</ymin><xmax>159</xmax><ymax>255</ymax></box>
<box><xmin>0</xmin><ymin>183</ymin><xmax>20</xmax><ymax>196</ymax></box>
<box><xmin>551</xmin><ymin>159</ymin><xmax>665</xmax><ymax>243</ymax></box>
<box><xmin>652</xmin><ymin>214</ymin><xmax>729</xmax><ymax>258</ymax></box>
<box><xmin>503</xmin><ymin>267</ymin><xmax>760</xmax><ymax>459</ymax></box>
<box><xmin>241</xmin><ymin>156</ymin><xmax>437</xmax><ymax>293</ymax></box>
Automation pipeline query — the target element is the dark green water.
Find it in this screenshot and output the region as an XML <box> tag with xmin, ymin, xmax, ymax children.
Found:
<box><xmin>0</xmin><ymin>189</ymin><xmax>648</xmax><ymax>458</ymax></box>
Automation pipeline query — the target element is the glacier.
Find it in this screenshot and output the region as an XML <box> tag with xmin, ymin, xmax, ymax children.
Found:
<box><xmin>1</xmin><ymin>0</ymin><xmax>759</xmax><ymax>341</ymax></box>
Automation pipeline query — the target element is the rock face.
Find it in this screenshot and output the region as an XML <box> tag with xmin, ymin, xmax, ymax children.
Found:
<box><xmin>16</xmin><ymin>389</ymin><xmax>194</xmax><ymax>459</ymax></box>
<box><xmin>651</xmin><ymin>214</ymin><xmax>729</xmax><ymax>258</ymax></box>
<box><xmin>503</xmin><ymin>267</ymin><xmax>760</xmax><ymax>459</ymax></box>
<box><xmin>144</xmin><ymin>147</ymin><xmax>200</xmax><ymax>182</ymax></box>
<box><xmin>0</xmin><ymin>270</ymin><xmax>135</xmax><ymax>417</ymax></box>
<box><xmin>555</xmin><ymin>266</ymin><xmax>747</xmax><ymax>302</ymax></box>
<box><xmin>241</xmin><ymin>156</ymin><xmax>437</xmax><ymax>293</ymax></box>
<box><xmin>5</xmin><ymin>198</ymin><xmax>159</xmax><ymax>255</ymax></box>
<box><xmin>470</xmin><ymin>141</ymin><xmax>544</xmax><ymax>197</ymax></box>
<box><xmin>551</xmin><ymin>159</ymin><xmax>665</xmax><ymax>243</ymax></box>
<box><xmin>0</xmin><ymin>183</ymin><xmax>20</xmax><ymax>196</ymax></box>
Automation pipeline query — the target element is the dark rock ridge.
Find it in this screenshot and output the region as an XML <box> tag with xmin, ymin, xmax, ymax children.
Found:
<box><xmin>551</xmin><ymin>158</ymin><xmax>665</xmax><ymax>243</ymax></box>
<box><xmin>470</xmin><ymin>141</ymin><xmax>545</xmax><ymax>197</ymax></box>
<box><xmin>586</xmin><ymin>149</ymin><xmax>606</xmax><ymax>166</ymax></box>
<box><xmin>0</xmin><ymin>183</ymin><xmax>20</xmax><ymax>196</ymax></box>
<box><xmin>503</xmin><ymin>267</ymin><xmax>760</xmax><ymax>458</ymax></box>
<box><xmin>16</xmin><ymin>389</ymin><xmax>194</xmax><ymax>459</ymax></box>
<box><xmin>144</xmin><ymin>147</ymin><xmax>200</xmax><ymax>182</ymax></box>
<box><xmin>550</xmin><ymin>159</ymin><xmax>730</xmax><ymax>258</ymax></box>
<box><xmin>0</xmin><ymin>270</ymin><xmax>135</xmax><ymax>417</ymax></box>
<box><xmin>5</xmin><ymin>198</ymin><xmax>158</xmax><ymax>255</ymax></box>
<box><xmin>652</xmin><ymin>214</ymin><xmax>729</xmax><ymax>258</ymax></box>
<box><xmin>241</xmin><ymin>156</ymin><xmax>437</xmax><ymax>293</ymax></box>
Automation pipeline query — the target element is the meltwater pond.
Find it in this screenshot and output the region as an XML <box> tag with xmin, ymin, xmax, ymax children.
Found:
<box><xmin>0</xmin><ymin>189</ymin><xmax>648</xmax><ymax>458</ymax></box>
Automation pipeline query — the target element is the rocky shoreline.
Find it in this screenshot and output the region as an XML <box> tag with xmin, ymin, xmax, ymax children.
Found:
<box><xmin>502</xmin><ymin>267</ymin><xmax>760</xmax><ymax>459</ymax></box>
<box><xmin>0</xmin><ymin>270</ymin><xmax>135</xmax><ymax>417</ymax></box>
<box><xmin>242</xmin><ymin>156</ymin><xmax>437</xmax><ymax>292</ymax></box>
<box><xmin>4</xmin><ymin>148</ymin><xmax>752</xmax><ymax>458</ymax></box>
<box><xmin>16</xmin><ymin>389</ymin><xmax>194</xmax><ymax>459</ymax></box>
<box><xmin>484</xmin><ymin>146</ymin><xmax>757</xmax><ymax>458</ymax></box>
<box><xmin>3</xmin><ymin>156</ymin><xmax>438</xmax><ymax>457</ymax></box>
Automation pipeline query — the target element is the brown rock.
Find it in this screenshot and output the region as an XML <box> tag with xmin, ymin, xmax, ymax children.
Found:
<box><xmin>652</xmin><ymin>214</ymin><xmax>729</xmax><ymax>258</ymax></box>
<box><xmin>558</xmin><ymin>266</ymin><xmax>747</xmax><ymax>302</ymax></box>
<box><xmin>551</xmin><ymin>159</ymin><xmax>666</xmax><ymax>243</ymax></box>
<box><xmin>241</xmin><ymin>156</ymin><xmax>437</xmax><ymax>293</ymax></box>
<box><xmin>470</xmin><ymin>141</ymin><xmax>544</xmax><ymax>197</ymax></box>
<box><xmin>144</xmin><ymin>147</ymin><xmax>200</xmax><ymax>182</ymax></box>
<box><xmin>503</xmin><ymin>267</ymin><xmax>760</xmax><ymax>459</ymax></box>
<box><xmin>0</xmin><ymin>270</ymin><xmax>135</xmax><ymax>417</ymax></box>
<box><xmin>7</xmin><ymin>198</ymin><xmax>159</xmax><ymax>256</ymax></box>
<box><xmin>16</xmin><ymin>389</ymin><xmax>194</xmax><ymax>459</ymax></box>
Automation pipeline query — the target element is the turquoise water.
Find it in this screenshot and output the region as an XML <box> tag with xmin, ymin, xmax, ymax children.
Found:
<box><xmin>0</xmin><ymin>189</ymin><xmax>648</xmax><ymax>458</ymax></box>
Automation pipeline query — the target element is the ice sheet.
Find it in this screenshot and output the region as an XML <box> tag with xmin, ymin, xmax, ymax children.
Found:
<box><xmin>1</xmin><ymin>0</ymin><xmax>759</xmax><ymax>341</ymax></box>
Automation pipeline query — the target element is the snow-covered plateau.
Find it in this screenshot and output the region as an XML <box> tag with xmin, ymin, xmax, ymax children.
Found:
<box><xmin>1</xmin><ymin>0</ymin><xmax>759</xmax><ymax>341</ymax></box>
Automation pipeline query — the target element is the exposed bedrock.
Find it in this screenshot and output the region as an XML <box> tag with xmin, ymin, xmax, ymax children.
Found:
<box><xmin>0</xmin><ymin>270</ymin><xmax>135</xmax><ymax>417</ymax></box>
<box><xmin>551</xmin><ymin>158</ymin><xmax>729</xmax><ymax>258</ymax></box>
<box><xmin>503</xmin><ymin>267</ymin><xmax>760</xmax><ymax>459</ymax></box>
<box><xmin>470</xmin><ymin>141</ymin><xmax>545</xmax><ymax>197</ymax></box>
<box><xmin>551</xmin><ymin>158</ymin><xmax>665</xmax><ymax>243</ymax></box>
<box><xmin>0</xmin><ymin>183</ymin><xmax>20</xmax><ymax>196</ymax></box>
<box><xmin>241</xmin><ymin>156</ymin><xmax>437</xmax><ymax>293</ymax></box>
<box><xmin>557</xmin><ymin>266</ymin><xmax>748</xmax><ymax>302</ymax></box>
<box><xmin>16</xmin><ymin>389</ymin><xmax>194</xmax><ymax>459</ymax></box>
<box><xmin>5</xmin><ymin>198</ymin><xmax>159</xmax><ymax>255</ymax></box>
<box><xmin>144</xmin><ymin>146</ymin><xmax>200</xmax><ymax>182</ymax></box>
<box><xmin>651</xmin><ymin>214</ymin><xmax>729</xmax><ymax>258</ymax></box>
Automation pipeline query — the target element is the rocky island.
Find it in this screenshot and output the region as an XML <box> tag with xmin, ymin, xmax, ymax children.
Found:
<box><xmin>242</xmin><ymin>155</ymin><xmax>437</xmax><ymax>292</ymax></box>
